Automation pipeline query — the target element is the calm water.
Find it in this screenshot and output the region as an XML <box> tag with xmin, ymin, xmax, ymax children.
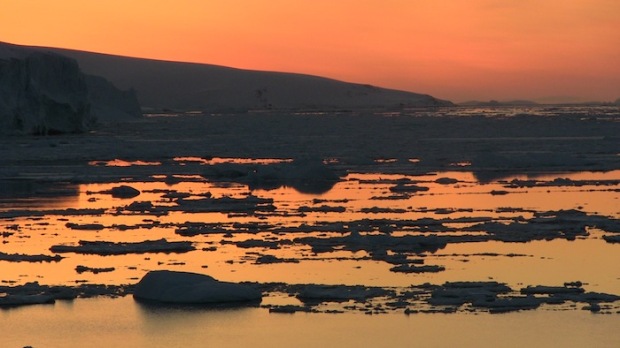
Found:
<box><xmin>3</xmin><ymin>297</ymin><xmax>620</xmax><ymax>348</ymax></box>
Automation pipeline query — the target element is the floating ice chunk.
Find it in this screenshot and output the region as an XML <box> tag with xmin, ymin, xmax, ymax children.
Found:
<box><xmin>602</xmin><ymin>235</ymin><xmax>620</xmax><ymax>243</ymax></box>
<box><xmin>389</xmin><ymin>183</ymin><xmax>429</xmax><ymax>193</ymax></box>
<box><xmin>268</xmin><ymin>305</ymin><xmax>312</xmax><ymax>313</ymax></box>
<box><xmin>294</xmin><ymin>233</ymin><xmax>447</xmax><ymax>254</ymax></box>
<box><xmin>75</xmin><ymin>265</ymin><xmax>115</xmax><ymax>274</ymax></box>
<box><xmin>489</xmin><ymin>190</ymin><xmax>509</xmax><ymax>195</ymax></box>
<box><xmin>0</xmin><ymin>294</ymin><xmax>55</xmax><ymax>307</ymax></box>
<box><xmin>477</xmin><ymin>296</ymin><xmax>541</xmax><ymax>314</ymax></box>
<box><xmin>176</xmin><ymin>195</ymin><xmax>275</xmax><ymax>213</ymax></box>
<box><xmin>124</xmin><ymin>201</ymin><xmax>154</xmax><ymax>212</ymax></box>
<box><xmin>390</xmin><ymin>264</ymin><xmax>445</xmax><ymax>273</ymax></box>
<box><xmin>434</xmin><ymin>177</ymin><xmax>458</xmax><ymax>185</ymax></box>
<box><xmin>582</xmin><ymin>303</ymin><xmax>601</xmax><ymax>312</ymax></box>
<box><xmin>65</xmin><ymin>222</ymin><xmax>105</xmax><ymax>231</ymax></box>
<box><xmin>577</xmin><ymin>292</ymin><xmax>620</xmax><ymax>302</ymax></box>
<box><xmin>0</xmin><ymin>251</ymin><xmax>63</xmax><ymax>262</ymax></box>
<box><xmin>441</xmin><ymin>281</ymin><xmax>511</xmax><ymax>291</ymax></box>
<box><xmin>428</xmin><ymin>281</ymin><xmax>513</xmax><ymax>307</ymax></box>
<box><xmin>0</xmin><ymin>282</ymin><xmax>78</xmax><ymax>307</ymax></box>
<box><xmin>254</xmin><ymin>254</ymin><xmax>299</xmax><ymax>264</ymax></box>
<box><xmin>297</xmin><ymin>284</ymin><xmax>391</xmax><ymax>303</ymax></box>
<box><xmin>520</xmin><ymin>285</ymin><xmax>584</xmax><ymax>295</ymax></box>
<box><xmin>133</xmin><ymin>270</ymin><xmax>262</xmax><ymax>304</ymax></box>
<box><xmin>360</xmin><ymin>207</ymin><xmax>407</xmax><ymax>214</ymax></box>
<box><xmin>298</xmin><ymin>205</ymin><xmax>346</xmax><ymax>213</ymax></box>
<box><xmin>175</xmin><ymin>222</ymin><xmax>229</xmax><ymax>236</ymax></box>
<box><xmin>464</xmin><ymin>210</ymin><xmax>597</xmax><ymax>242</ymax></box>
<box><xmin>109</xmin><ymin>185</ymin><xmax>141</xmax><ymax>198</ymax></box>
<box><xmin>50</xmin><ymin>238</ymin><xmax>194</xmax><ymax>255</ymax></box>
<box><xmin>234</xmin><ymin>239</ymin><xmax>282</xmax><ymax>249</ymax></box>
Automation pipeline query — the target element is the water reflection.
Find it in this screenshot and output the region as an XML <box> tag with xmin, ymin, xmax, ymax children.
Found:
<box><xmin>4</xmin><ymin>296</ymin><xmax>620</xmax><ymax>348</ymax></box>
<box><xmin>473</xmin><ymin>168</ymin><xmax>620</xmax><ymax>184</ymax></box>
<box><xmin>0</xmin><ymin>165</ymin><xmax>618</xmax><ymax>302</ymax></box>
<box><xmin>89</xmin><ymin>159</ymin><xmax>162</xmax><ymax>167</ymax></box>
<box><xmin>135</xmin><ymin>299</ymin><xmax>259</xmax><ymax>339</ymax></box>
<box><xmin>204</xmin><ymin>159</ymin><xmax>342</xmax><ymax>195</ymax></box>
<box><xmin>135</xmin><ymin>298</ymin><xmax>261</xmax><ymax>313</ymax></box>
<box><xmin>0</xmin><ymin>179</ymin><xmax>79</xmax><ymax>207</ymax></box>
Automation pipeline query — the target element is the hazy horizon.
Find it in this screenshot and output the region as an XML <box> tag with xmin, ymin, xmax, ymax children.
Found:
<box><xmin>2</xmin><ymin>1</ymin><xmax>619</xmax><ymax>103</ymax></box>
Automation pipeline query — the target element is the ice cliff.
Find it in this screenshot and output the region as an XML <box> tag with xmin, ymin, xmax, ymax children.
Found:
<box><xmin>0</xmin><ymin>42</ymin><xmax>141</xmax><ymax>134</ymax></box>
<box><xmin>85</xmin><ymin>74</ymin><xmax>141</xmax><ymax>122</ymax></box>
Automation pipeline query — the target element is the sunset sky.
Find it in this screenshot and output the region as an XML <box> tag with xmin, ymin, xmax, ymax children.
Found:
<box><xmin>2</xmin><ymin>0</ymin><xmax>619</xmax><ymax>102</ymax></box>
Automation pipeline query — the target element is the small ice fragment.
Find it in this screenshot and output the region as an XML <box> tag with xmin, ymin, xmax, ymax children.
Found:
<box><xmin>109</xmin><ymin>185</ymin><xmax>141</xmax><ymax>198</ymax></box>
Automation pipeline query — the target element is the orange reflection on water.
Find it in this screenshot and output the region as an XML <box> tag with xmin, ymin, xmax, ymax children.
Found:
<box><xmin>88</xmin><ymin>159</ymin><xmax>162</xmax><ymax>167</ymax></box>
<box><xmin>173</xmin><ymin>157</ymin><xmax>292</xmax><ymax>165</ymax></box>
<box><xmin>0</xmin><ymin>169</ymin><xmax>618</xmax><ymax>295</ymax></box>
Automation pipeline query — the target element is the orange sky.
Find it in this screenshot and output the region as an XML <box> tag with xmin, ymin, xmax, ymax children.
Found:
<box><xmin>2</xmin><ymin>0</ymin><xmax>619</xmax><ymax>102</ymax></box>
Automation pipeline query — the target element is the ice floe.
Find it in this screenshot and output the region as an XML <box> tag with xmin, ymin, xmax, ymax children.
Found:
<box><xmin>50</xmin><ymin>238</ymin><xmax>194</xmax><ymax>255</ymax></box>
<box><xmin>75</xmin><ymin>265</ymin><xmax>115</xmax><ymax>274</ymax></box>
<box><xmin>0</xmin><ymin>251</ymin><xmax>63</xmax><ymax>262</ymax></box>
<box><xmin>108</xmin><ymin>185</ymin><xmax>141</xmax><ymax>198</ymax></box>
<box><xmin>0</xmin><ymin>282</ymin><xmax>127</xmax><ymax>308</ymax></box>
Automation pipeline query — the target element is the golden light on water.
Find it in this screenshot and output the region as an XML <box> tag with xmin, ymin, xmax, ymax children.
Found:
<box><xmin>2</xmin><ymin>169</ymin><xmax>618</xmax><ymax>293</ymax></box>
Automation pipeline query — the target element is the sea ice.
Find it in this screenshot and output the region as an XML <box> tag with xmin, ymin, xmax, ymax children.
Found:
<box><xmin>50</xmin><ymin>238</ymin><xmax>194</xmax><ymax>255</ymax></box>
<box><xmin>0</xmin><ymin>251</ymin><xmax>63</xmax><ymax>262</ymax></box>
<box><xmin>108</xmin><ymin>185</ymin><xmax>141</xmax><ymax>198</ymax></box>
<box><xmin>389</xmin><ymin>264</ymin><xmax>445</xmax><ymax>273</ymax></box>
<box><xmin>297</xmin><ymin>284</ymin><xmax>391</xmax><ymax>303</ymax></box>
<box><xmin>75</xmin><ymin>265</ymin><xmax>115</xmax><ymax>274</ymax></box>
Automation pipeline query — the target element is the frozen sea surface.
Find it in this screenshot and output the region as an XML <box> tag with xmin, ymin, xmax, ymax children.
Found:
<box><xmin>0</xmin><ymin>106</ymin><xmax>619</xmax><ymax>345</ymax></box>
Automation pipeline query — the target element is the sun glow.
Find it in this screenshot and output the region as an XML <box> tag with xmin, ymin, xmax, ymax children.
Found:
<box><xmin>2</xmin><ymin>0</ymin><xmax>618</xmax><ymax>102</ymax></box>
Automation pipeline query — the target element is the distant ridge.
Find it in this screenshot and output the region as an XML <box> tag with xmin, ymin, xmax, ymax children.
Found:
<box><xmin>4</xmin><ymin>42</ymin><xmax>452</xmax><ymax>111</ymax></box>
<box><xmin>458</xmin><ymin>100</ymin><xmax>538</xmax><ymax>107</ymax></box>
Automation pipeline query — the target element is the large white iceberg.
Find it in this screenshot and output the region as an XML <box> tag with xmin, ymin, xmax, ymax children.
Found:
<box><xmin>133</xmin><ymin>270</ymin><xmax>262</xmax><ymax>304</ymax></box>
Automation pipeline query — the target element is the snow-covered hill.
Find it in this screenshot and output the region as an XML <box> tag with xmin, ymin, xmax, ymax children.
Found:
<box><xmin>37</xmin><ymin>44</ymin><xmax>452</xmax><ymax>111</ymax></box>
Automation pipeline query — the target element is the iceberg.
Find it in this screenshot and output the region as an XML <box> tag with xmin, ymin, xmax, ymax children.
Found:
<box><xmin>0</xmin><ymin>50</ymin><xmax>91</xmax><ymax>134</ymax></box>
<box><xmin>0</xmin><ymin>42</ymin><xmax>141</xmax><ymax>134</ymax></box>
<box><xmin>133</xmin><ymin>270</ymin><xmax>262</xmax><ymax>304</ymax></box>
